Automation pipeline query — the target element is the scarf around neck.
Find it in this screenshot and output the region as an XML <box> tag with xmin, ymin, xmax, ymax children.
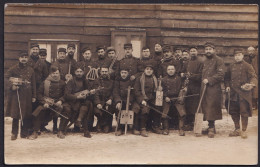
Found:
<box><xmin>44</xmin><ymin>74</ymin><xmax>61</xmax><ymax>97</ymax></box>
<box><xmin>140</xmin><ymin>73</ymin><xmax>158</xmax><ymax>100</ymax></box>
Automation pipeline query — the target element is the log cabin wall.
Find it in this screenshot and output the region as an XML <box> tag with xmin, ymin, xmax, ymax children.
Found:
<box><xmin>4</xmin><ymin>4</ymin><xmax>258</xmax><ymax>71</ymax></box>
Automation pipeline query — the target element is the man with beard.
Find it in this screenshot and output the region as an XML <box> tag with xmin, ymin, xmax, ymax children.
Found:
<box><xmin>66</xmin><ymin>43</ymin><xmax>77</xmax><ymax>75</ymax></box>
<box><xmin>59</xmin><ymin>64</ymin><xmax>93</xmax><ymax>138</ymax></box>
<box><xmin>96</xmin><ymin>46</ymin><xmax>111</xmax><ymax>70</ymax></box>
<box><xmin>184</xmin><ymin>46</ymin><xmax>203</xmax><ymax>130</ymax></box>
<box><xmin>201</xmin><ymin>42</ymin><xmax>225</xmax><ymax>138</ymax></box>
<box><xmin>134</xmin><ymin>65</ymin><xmax>158</xmax><ymax>137</ymax></box>
<box><xmin>158</xmin><ymin>45</ymin><xmax>181</xmax><ymax>78</ymax></box>
<box><xmin>106</xmin><ymin>46</ymin><xmax>118</xmax><ymax>80</ymax></box>
<box><xmin>79</xmin><ymin>47</ymin><xmax>97</xmax><ymax>78</ymax></box>
<box><xmin>244</xmin><ymin>46</ymin><xmax>258</xmax><ymax>109</ymax></box>
<box><xmin>116</xmin><ymin>43</ymin><xmax>139</xmax><ymax>81</ymax></box>
<box><xmin>28</xmin><ymin>66</ymin><xmax>66</xmax><ymax>140</ymax></box>
<box><xmin>113</xmin><ymin>68</ymin><xmax>137</xmax><ymax>136</ymax></box>
<box><xmin>94</xmin><ymin>67</ymin><xmax>115</xmax><ymax>133</ymax></box>
<box><xmin>6</xmin><ymin>51</ymin><xmax>36</xmax><ymax>140</ymax></box>
<box><xmin>225</xmin><ymin>49</ymin><xmax>257</xmax><ymax>139</ymax></box>
<box><xmin>153</xmin><ymin>43</ymin><xmax>163</xmax><ymax>67</ymax></box>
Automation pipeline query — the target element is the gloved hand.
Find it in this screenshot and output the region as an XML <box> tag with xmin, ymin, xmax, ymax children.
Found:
<box><xmin>141</xmin><ymin>100</ymin><xmax>147</xmax><ymax>106</ymax></box>
<box><xmin>116</xmin><ymin>103</ymin><xmax>122</xmax><ymax>110</ymax></box>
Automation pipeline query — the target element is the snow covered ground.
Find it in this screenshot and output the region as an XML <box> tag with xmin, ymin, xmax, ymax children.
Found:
<box><xmin>4</xmin><ymin>111</ymin><xmax>258</xmax><ymax>165</ymax></box>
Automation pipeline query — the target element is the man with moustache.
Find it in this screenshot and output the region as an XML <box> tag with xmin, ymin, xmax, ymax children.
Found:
<box><xmin>153</xmin><ymin>43</ymin><xmax>163</xmax><ymax>64</ymax></box>
<box><xmin>225</xmin><ymin>49</ymin><xmax>257</xmax><ymax>139</ymax></box>
<box><xmin>116</xmin><ymin>43</ymin><xmax>139</xmax><ymax>81</ymax></box>
<box><xmin>60</xmin><ymin>64</ymin><xmax>93</xmax><ymax>138</ymax></box>
<box><xmin>106</xmin><ymin>46</ymin><xmax>118</xmax><ymax>80</ymax></box>
<box><xmin>66</xmin><ymin>43</ymin><xmax>77</xmax><ymax>74</ymax></box>
<box><xmin>158</xmin><ymin>45</ymin><xmax>181</xmax><ymax>77</ymax></box>
<box><xmin>28</xmin><ymin>66</ymin><xmax>66</xmax><ymax>140</ymax></box>
<box><xmin>79</xmin><ymin>47</ymin><xmax>97</xmax><ymax>78</ymax></box>
<box><xmin>6</xmin><ymin>51</ymin><xmax>36</xmax><ymax>140</ymax></box>
<box><xmin>174</xmin><ymin>46</ymin><xmax>183</xmax><ymax>61</ymax></box>
<box><xmin>244</xmin><ymin>46</ymin><xmax>258</xmax><ymax>109</ymax></box>
<box><xmin>94</xmin><ymin>67</ymin><xmax>115</xmax><ymax>133</ymax></box>
<box><xmin>184</xmin><ymin>46</ymin><xmax>203</xmax><ymax>130</ymax></box>
<box><xmin>201</xmin><ymin>42</ymin><xmax>225</xmax><ymax>138</ymax></box>
<box><xmin>96</xmin><ymin>46</ymin><xmax>111</xmax><ymax>70</ymax></box>
<box><xmin>39</xmin><ymin>48</ymin><xmax>51</xmax><ymax>72</ymax></box>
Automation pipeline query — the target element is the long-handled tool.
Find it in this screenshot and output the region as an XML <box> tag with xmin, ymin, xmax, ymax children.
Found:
<box><xmin>115</xmin><ymin>101</ymin><xmax>122</xmax><ymax>135</ymax></box>
<box><xmin>170</xmin><ymin>94</ymin><xmax>200</xmax><ymax>101</ymax></box>
<box><xmin>146</xmin><ymin>104</ymin><xmax>172</xmax><ymax>119</ymax></box>
<box><xmin>194</xmin><ymin>84</ymin><xmax>207</xmax><ymax>135</ymax></box>
<box><xmin>227</xmin><ymin>90</ymin><xmax>231</xmax><ymax>123</ymax></box>
<box><xmin>16</xmin><ymin>88</ymin><xmax>23</xmax><ymax>126</ymax></box>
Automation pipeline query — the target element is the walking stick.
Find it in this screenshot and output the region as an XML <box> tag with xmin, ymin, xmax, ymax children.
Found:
<box><xmin>227</xmin><ymin>91</ymin><xmax>231</xmax><ymax>123</ymax></box>
<box><xmin>115</xmin><ymin>101</ymin><xmax>122</xmax><ymax>135</ymax></box>
<box><xmin>16</xmin><ymin>88</ymin><xmax>23</xmax><ymax>126</ymax></box>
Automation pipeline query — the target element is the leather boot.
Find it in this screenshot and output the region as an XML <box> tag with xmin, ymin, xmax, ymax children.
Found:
<box><xmin>208</xmin><ymin>128</ymin><xmax>215</xmax><ymax>138</ymax></box>
<box><xmin>11</xmin><ymin>133</ymin><xmax>17</xmax><ymax>140</ymax></box>
<box><xmin>28</xmin><ymin>131</ymin><xmax>38</xmax><ymax>140</ymax></box>
<box><xmin>229</xmin><ymin>129</ymin><xmax>240</xmax><ymax>137</ymax></box>
<box><xmin>84</xmin><ymin>130</ymin><xmax>92</xmax><ymax>138</ymax></box>
<box><xmin>178</xmin><ymin>117</ymin><xmax>185</xmax><ymax>136</ymax></box>
<box><xmin>53</xmin><ymin>117</ymin><xmax>58</xmax><ymax>134</ymax></box>
<box><xmin>57</xmin><ymin>131</ymin><xmax>65</xmax><ymax>139</ymax></box>
<box><xmin>141</xmin><ymin>128</ymin><xmax>148</xmax><ymax>137</ymax></box>
<box><xmin>241</xmin><ymin>130</ymin><xmax>248</xmax><ymax>139</ymax></box>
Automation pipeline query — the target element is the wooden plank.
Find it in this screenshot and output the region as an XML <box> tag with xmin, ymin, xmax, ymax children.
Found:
<box><xmin>161</xmin><ymin>29</ymin><xmax>258</xmax><ymax>39</ymax></box>
<box><xmin>5</xmin><ymin>42</ymin><xmax>28</xmax><ymax>50</ymax></box>
<box><xmin>5</xmin><ymin>24</ymin><xmax>85</xmax><ymax>34</ymax></box>
<box><xmin>160</xmin><ymin>4</ymin><xmax>258</xmax><ymax>13</ymax></box>
<box><xmin>5</xmin><ymin>6</ymin><xmax>85</xmax><ymax>17</ymax></box>
<box><xmin>5</xmin><ymin>15</ymin><xmax>85</xmax><ymax>26</ymax></box>
<box><xmin>161</xmin><ymin>19</ymin><xmax>258</xmax><ymax>30</ymax></box>
<box><xmin>4</xmin><ymin>33</ymin><xmax>111</xmax><ymax>44</ymax></box>
<box><xmin>84</xmin><ymin>18</ymin><xmax>159</xmax><ymax>27</ymax></box>
<box><xmin>160</xmin><ymin>10</ymin><xmax>258</xmax><ymax>21</ymax></box>
<box><xmin>4</xmin><ymin>50</ymin><xmax>22</xmax><ymax>60</ymax></box>
<box><xmin>4</xmin><ymin>59</ymin><xmax>18</xmax><ymax>69</ymax></box>
<box><xmin>163</xmin><ymin>37</ymin><xmax>258</xmax><ymax>47</ymax></box>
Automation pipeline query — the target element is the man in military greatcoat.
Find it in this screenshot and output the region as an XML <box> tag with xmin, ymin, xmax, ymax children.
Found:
<box><xmin>201</xmin><ymin>42</ymin><xmax>225</xmax><ymax>138</ymax></box>
<box><xmin>225</xmin><ymin>49</ymin><xmax>257</xmax><ymax>139</ymax></box>
<box><xmin>6</xmin><ymin>51</ymin><xmax>36</xmax><ymax>140</ymax></box>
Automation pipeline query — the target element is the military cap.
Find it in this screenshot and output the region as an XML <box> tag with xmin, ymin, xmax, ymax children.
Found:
<box><xmin>67</xmin><ymin>43</ymin><xmax>76</xmax><ymax>49</ymax></box>
<box><xmin>144</xmin><ymin>64</ymin><xmax>154</xmax><ymax>70</ymax></box>
<box><xmin>182</xmin><ymin>49</ymin><xmax>189</xmax><ymax>53</ymax></box>
<box><xmin>106</xmin><ymin>46</ymin><xmax>116</xmax><ymax>53</ymax></box>
<box><xmin>18</xmin><ymin>51</ymin><xmax>28</xmax><ymax>57</ymax></box>
<box><xmin>155</xmin><ymin>43</ymin><xmax>162</xmax><ymax>47</ymax></box>
<box><xmin>162</xmin><ymin>45</ymin><xmax>171</xmax><ymax>52</ymax></box>
<box><xmin>120</xmin><ymin>67</ymin><xmax>130</xmax><ymax>72</ymax></box>
<box><xmin>124</xmin><ymin>43</ymin><xmax>132</xmax><ymax>49</ymax></box>
<box><xmin>81</xmin><ymin>47</ymin><xmax>91</xmax><ymax>54</ymax></box>
<box><xmin>30</xmin><ymin>43</ymin><xmax>39</xmax><ymax>48</ymax></box>
<box><xmin>174</xmin><ymin>46</ymin><xmax>182</xmax><ymax>52</ymax></box>
<box><xmin>142</xmin><ymin>46</ymin><xmax>150</xmax><ymax>51</ymax></box>
<box><xmin>204</xmin><ymin>42</ymin><xmax>215</xmax><ymax>48</ymax></box>
<box><xmin>189</xmin><ymin>46</ymin><xmax>198</xmax><ymax>50</ymax></box>
<box><xmin>96</xmin><ymin>45</ymin><xmax>106</xmax><ymax>52</ymax></box>
<box><xmin>74</xmin><ymin>62</ymin><xmax>84</xmax><ymax>71</ymax></box>
<box><xmin>58</xmin><ymin>47</ymin><xmax>67</xmax><ymax>53</ymax></box>
<box><xmin>234</xmin><ymin>49</ymin><xmax>244</xmax><ymax>54</ymax></box>
<box><xmin>39</xmin><ymin>48</ymin><xmax>47</xmax><ymax>56</ymax></box>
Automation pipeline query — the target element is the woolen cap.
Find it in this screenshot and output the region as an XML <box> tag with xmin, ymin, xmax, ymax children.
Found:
<box><xmin>58</xmin><ymin>48</ymin><xmax>67</xmax><ymax>53</ymax></box>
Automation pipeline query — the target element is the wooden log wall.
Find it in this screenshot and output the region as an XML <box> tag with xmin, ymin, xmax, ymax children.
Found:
<box><xmin>4</xmin><ymin>4</ymin><xmax>258</xmax><ymax>71</ymax></box>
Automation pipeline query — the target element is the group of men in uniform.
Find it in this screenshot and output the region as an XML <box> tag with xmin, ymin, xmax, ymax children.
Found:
<box><xmin>6</xmin><ymin>41</ymin><xmax>258</xmax><ymax>140</ymax></box>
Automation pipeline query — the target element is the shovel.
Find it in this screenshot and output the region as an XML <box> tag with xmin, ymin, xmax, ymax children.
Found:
<box><xmin>194</xmin><ymin>84</ymin><xmax>207</xmax><ymax>135</ymax></box>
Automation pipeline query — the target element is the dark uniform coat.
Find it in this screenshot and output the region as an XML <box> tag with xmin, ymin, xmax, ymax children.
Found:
<box><xmin>162</xmin><ymin>74</ymin><xmax>182</xmax><ymax>98</ymax></box>
<box><xmin>244</xmin><ymin>54</ymin><xmax>258</xmax><ymax>98</ymax></box>
<box><xmin>158</xmin><ymin>57</ymin><xmax>182</xmax><ymax>77</ymax></box>
<box><xmin>225</xmin><ymin>60</ymin><xmax>257</xmax><ymax>116</ymax></box>
<box><xmin>116</xmin><ymin>55</ymin><xmax>139</xmax><ymax>80</ymax></box>
<box><xmin>201</xmin><ymin>55</ymin><xmax>225</xmax><ymax>121</ymax></box>
<box><xmin>27</xmin><ymin>55</ymin><xmax>48</xmax><ymax>88</ymax></box>
<box><xmin>94</xmin><ymin>77</ymin><xmax>114</xmax><ymax>106</ymax></box>
<box><xmin>185</xmin><ymin>57</ymin><xmax>203</xmax><ymax>114</ymax></box>
<box><xmin>6</xmin><ymin>63</ymin><xmax>36</xmax><ymax>119</ymax></box>
<box><xmin>113</xmin><ymin>77</ymin><xmax>135</xmax><ymax>105</ymax></box>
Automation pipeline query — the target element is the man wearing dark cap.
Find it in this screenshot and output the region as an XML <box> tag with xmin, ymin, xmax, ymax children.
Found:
<box><xmin>39</xmin><ymin>48</ymin><xmax>51</xmax><ymax>73</ymax></box>
<box><xmin>93</xmin><ymin>66</ymin><xmax>115</xmax><ymax>133</ymax></box>
<box><xmin>28</xmin><ymin>66</ymin><xmax>66</xmax><ymax>139</ymax></box>
<box><xmin>244</xmin><ymin>46</ymin><xmax>258</xmax><ymax>109</ymax></box>
<box><xmin>79</xmin><ymin>47</ymin><xmax>98</xmax><ymax>78</ymax></box>
<box><xmin>158</xmin><ymin>45</ymin><xmax>181</xmax><ymax>77</ymax></box>
<box><xmin>96</xmin><ymin>45</ymin><xmax>111</xmax><ymax>68</ymax></box>
<box><xmin>174</xmin><ymin>46</ymin><xmax>183</xmax><ymax>60</ymax></box>
<box><xmin>52</xmin><ymin>48</ymin><xmax>72</xmax><ymax>82</ymax></box>
<box><xmin>201</xmin><ymin>42</ymin><xmax>225</xmax><ymax>138</ymax></box>
<box><xmin>153</xmin><ymin>43</ymin><xmax>163</xmax><ymax>62</ymax></box>
<box><xmin>183</xmin><ymin>46</ymin><xmax>203</xmax><ymax>130</ymax></box>
<box><xmin>116</xmin><ymin>43</ymin><xmax>139</xmax><ymax>81</ymax></box>
<box><xmin>225</xmin><ymin>49</ymin><xmax>257</xmax><ymax>139</ymax></box>
<box><xmin>27</xmin><ymin>43</ymin><xmax>49</xmax><ymax>89</ymax></box>
<box><xmin>66</xmin><ymin>43</ymin><xmax>77</xmax><ymax>67</ymax></box>
<box><xmin>113</xmin><ymin>67</ymin><xmax>137</xmax><ymax>136</ymax></box>
<box><xmin>6</xmin><ymin>51</ymin><xmax>36</xmax><ymax>140</ymax></box>
<box><xmin>106</xmin><ymin>46</ymin><xmax>118</xmax><ymax>80</ymax></box>
<box><xmin>134</xmin><ymin>64</ymin><xmax>158</xmax><ymax>137</ymax></box>
<box><xmin>60</xmin><ymin>63</ymin><xmax>93</xmax><ymax>138</ymax></box>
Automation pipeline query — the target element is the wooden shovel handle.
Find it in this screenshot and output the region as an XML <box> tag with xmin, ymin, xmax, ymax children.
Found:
<box><xmin>196</xmin><ymin>84</ymin><xmax>207</xmax><ymax>114</ymax></box>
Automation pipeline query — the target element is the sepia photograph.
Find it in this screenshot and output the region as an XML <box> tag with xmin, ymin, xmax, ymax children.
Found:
<box><xmin>3</xmin><ymin>3</ymin><xmax>259</xmax><ymax>165</ymax></box>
